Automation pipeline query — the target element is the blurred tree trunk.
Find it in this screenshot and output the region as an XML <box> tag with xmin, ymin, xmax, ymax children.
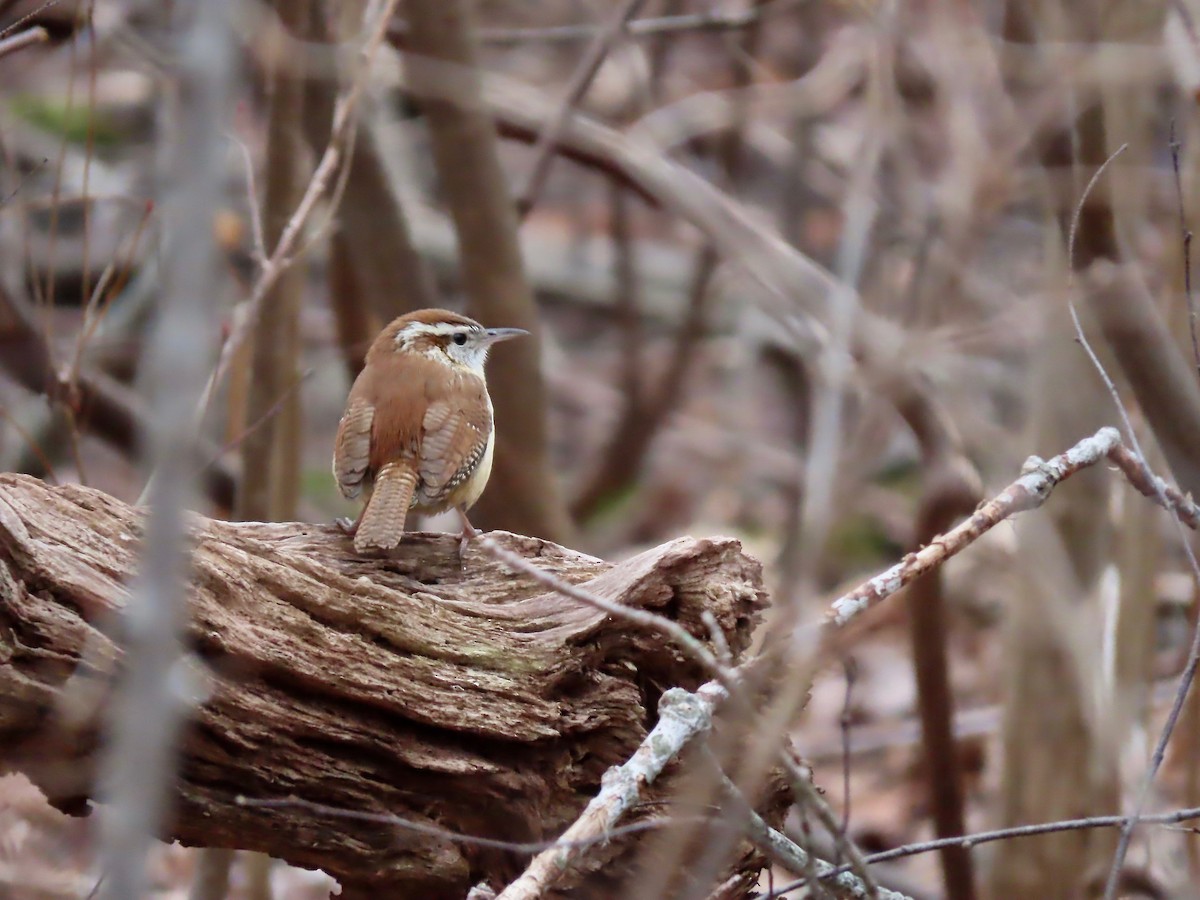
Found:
<box><xmin>237</xmin><ymin>0</ymin><xmax>312</xmax><ymax>523</ymax></box>
<box><xmin>991</xmin><ymin>307</ymin><xmax>1118</xmax><ymax>898</ymax></box>
<box><xmin>402</xmin><ymin>0</ymin><xmax>572</xmax><ymax>543</ymax></box>
<box><xmin>1113</xmin><ymin>451</ymin><xmax>1160</xmax><ymax>737</ymax></box>
<box><xmin>570</xmin><ymin>5</ymin><xmax>759</xmax><ymax>525</ymax></box>
<box><xmin>990</xmin><ymin>2</ymin><xmax>1166</xmax><ymax>895</ymax></box>
<box><xmin>305</xmin><ymin>0</ymin><xmax>439</xmax><ymax>381</ymax></box>
<box><xmin>908</xmin><ymin>470</ymin><xmax>980</xmax><ymax>900</ymax></box>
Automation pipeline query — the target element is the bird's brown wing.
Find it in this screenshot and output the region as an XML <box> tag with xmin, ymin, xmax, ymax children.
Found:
<box><xmin>333</xmin><ymin>353</ymin><xmax>430</xmax><ymax>499</ymax></box>
<box><xmin>332</xmin><ymin>399</ymin><xmax>374</xmax><ymax>499</ymax></box>
<box><xmin>333</xmin><ymin>357</ymin><xmax>490</xmax><ymax>517</ymax></box>
<box><xmin>419</xmin><ymin>381</ymin><xmax>493</xmax><ymax>504</ymax></box>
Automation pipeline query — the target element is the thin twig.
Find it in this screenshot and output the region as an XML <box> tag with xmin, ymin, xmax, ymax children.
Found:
<box><xmin>839</xmin><ymin>658</ymin><xmax>856</xmax><ymax>851</ymax></box>
<box><xmin>0</xmin><ymin>0</ymin><xmax>58</xmax><ymax>38</ymax></box>
<box><xmin>705</xmin><ymin>747</ymin><xmax>829</xmax><ymax>897</ymax></box>
<box><xmin>0</xmin><ymin>25</ymin><xmax>47</xmax><ymax>58</ymax></box>
<box><xmin>228</xmin><ymin>131</ymin><xmax>267</xmax><ymax>265</ymax></box>
<box><xmin>483</xmin><ymin>4</ymin><xmax>786</xmax><ymax>44</ymax></box>
<box><xmin>60</xmin><ymin>403</ymin><xmax>88</xmax><ymax>486</ymax></box>
<box><xmin>765</xmin><ymin>805</ymin><xmax>1200</xmax><ymax>897</ymax></box>
<box><xmin>79</xmin><ymin>0</ymin><xmax>101</xmax><ymax>337</ymax></box>
<box><xmin>1094</xmin><ymin>319</ymin><xmax>1200</xmax><ymax>886</ymax></box>
<box><xmin>781</xmin><ymin>752</ymin><xmax>879</xmax><ymax>898</ymax></box>
<box><xmin>710</xmin><ymin>752</ymin><xmax>909</xmax><ymax>900</ymax></box>
<box><xmin>701</xmin><ymin>610</ymin><xmax>732</xmax><ymax>668</ymax></box>
<box><xmin>1066</xmin><ymin>144</ymin><xmax>1127</xmax><ymax>273</ymax></box>
<box><xmin>186</xmin><ymin>0</ymin><xmax>400</xmax><ymax>446</ymax></box>
<box><xmin>0</xmin><ymin>156</ymin><xmax>47</xmax><ymax>209</ymax></box>
<box><xmin>235</xmin><ymin>796</ymin><xmax>686</xmax><ymax>855</ymax></box>
<box><xmin>209</xmin><ymin>368</ymin><xmax>313</xmax><ymax>465</ymax></box>
<box><xmin>1168</xmin><ymin>119</ymin><xmax>1200</xmax><ymax>378</ymax></box>
<box><xmin>515</xmin><ymin>0</ymin><xmax>649</xmax><ymax>219</ymax></box>
<box><xmin>1060</xmin><ymin>141</ymin><xmax>1200</xmax><ymax>899</ymax></box>
<box><xmin>0</xmin><ymin>403</ymin><xmax>59</xmax><ymax>482</ymax></box>
<box><xmin>67</xmin><ymin>198</ymin><xmax>154</xmax><ymax>389</ymax></box>
<box><xmin>611</xmin><ymin>184</ymin><xmax>643</xmax><ymax>413</ymax></box>
<box><xmin>475</xmin><ymin>534</ymin><xmax>737</xmax><ymax>694</ymax></box>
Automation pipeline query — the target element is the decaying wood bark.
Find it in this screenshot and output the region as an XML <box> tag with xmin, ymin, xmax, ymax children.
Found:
<box><xmin>0</xmin><ymin>475</ymin><xmax>770</xmax><ymax>897</ymax></box>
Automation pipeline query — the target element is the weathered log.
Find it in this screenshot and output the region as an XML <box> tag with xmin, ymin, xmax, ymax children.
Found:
<box><xmin>0</xmin><ymin>474</ymin><xmax>769</xmax><ymax>897</ymax></box>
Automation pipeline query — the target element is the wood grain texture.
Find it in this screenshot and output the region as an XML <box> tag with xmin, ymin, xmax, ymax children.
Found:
<box><xmin>0</xmin><ymin>474</ymin><xmax>770</xmax><ymax>897</ymax></box>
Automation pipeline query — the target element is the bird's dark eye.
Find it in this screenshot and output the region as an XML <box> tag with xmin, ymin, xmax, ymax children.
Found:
<box><xmin>453</xmin><ymin>332</ymin><xmax>468</xmax><ymax>346</ymax></box>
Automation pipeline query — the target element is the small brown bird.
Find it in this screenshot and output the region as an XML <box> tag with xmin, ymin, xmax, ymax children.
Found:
<box><xmin>332</xmin><ymin>308</ymin><xmax>528</xmax><ymax>553</ymax></box>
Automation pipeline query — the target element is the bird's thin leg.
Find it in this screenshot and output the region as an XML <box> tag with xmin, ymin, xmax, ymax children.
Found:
<box><xmin>455</xmin><ymin>505</ymin><xmax>477</xmax><ymax>561</ymax></box>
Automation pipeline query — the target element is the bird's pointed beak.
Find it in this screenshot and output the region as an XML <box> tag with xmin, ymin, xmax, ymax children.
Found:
<box><xmin>484</xmin><ymin>327</ymin><xmax>530</xmax><ymax>344</ymax></box>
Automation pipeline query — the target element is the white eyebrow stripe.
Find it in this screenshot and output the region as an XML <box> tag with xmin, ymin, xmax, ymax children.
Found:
<box><xmin>394</xmin><ymin>321</ymin><xmax>480</xmax><ymax>346</ymax></box>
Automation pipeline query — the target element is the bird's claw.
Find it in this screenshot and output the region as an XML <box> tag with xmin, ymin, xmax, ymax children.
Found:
<box><xmin>455</xmin><ymin>508</ymin><xmax>477</xmax><ymax>567</ymax></box>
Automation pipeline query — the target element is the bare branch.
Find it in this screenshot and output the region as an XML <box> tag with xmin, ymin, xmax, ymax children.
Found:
<box><xmin>712</xmin><ymin>756</ymin><xmax>909</xmax><ymax>900</ymax></box>
<box><xmin>767</xmin><ymin>805</ymin><xmax>1200</xmax><ymax>897</ymax></box>
<box><xmin>392</xmin><ymin>1</ymin><xmax>794</xmax><ymax>46</ymax></box>
<box><xmin>0</xmin><ymin>279</ymin><xmax>237</xmax><ymax>508</ymax></box>
<box><xmin>0</xmin><ymin>24</ymin><xmax>46</xmax><ymax>58</ymax></box>
<box><xmin>190</xmin><ymin>0</ymin><xmax>401</xmax><ymax>437</ymax></box>
<box><xmin>515</xmin><ymin>0</ymin><xmax>649</xmax><ymax>218</ymax></box>
<box><xmin>1168</xmin><ymin>119</ymin><xmax>1199</xmax><ymax>377</ymax></box>
<box><xmin>235</xmin><ymin>797</ymin><xmax>681</xmax><ymax>855</ymax></box>
<box><xmin>826</xmin><ymin>427</ymin><xmax>1200</xmax><ymax>629</ymax></box>
<box><xmin>780</xmin><ymin>753</ymin><xmax>879</xmax><ymax>898</ymax></box>
<box><xmin>496</xmin><ymin>683</ymin><xmax>726</xmax><ymax>900</ymax></box>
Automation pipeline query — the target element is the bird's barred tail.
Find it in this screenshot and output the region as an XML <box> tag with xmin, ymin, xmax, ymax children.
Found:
<box><xmin>354</xmin><ymin>463</ymin><xmax>416</xmax><ymax>553</ymax></box>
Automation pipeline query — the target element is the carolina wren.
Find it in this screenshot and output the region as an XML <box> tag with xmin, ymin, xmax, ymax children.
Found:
<box><xmin>332</xmin><ymin>308</ymin><xmax>528</xmax><ymax>553</ymax></box>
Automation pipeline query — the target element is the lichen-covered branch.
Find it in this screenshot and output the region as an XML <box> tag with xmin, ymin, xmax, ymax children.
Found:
<box><xmin>497</xmin><ymin>683</ymin><xmax>725</xmax><ymax>900</ymax></box>
<box><xmin>828</xmin><ymin>427</ymin><xmax>1200</xmax><ymax>628</ymax></box>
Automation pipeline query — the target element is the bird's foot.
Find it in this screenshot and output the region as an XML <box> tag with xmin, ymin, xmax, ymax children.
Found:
<box><xmin>455</xmin><ymin>507</ymin><xmax>478</xmax><ymax>566</ymax></box>
<box><xmin>335</xmin><ymin>516</ymin><xmax>359</xmax><ymax>536</ymax></box>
